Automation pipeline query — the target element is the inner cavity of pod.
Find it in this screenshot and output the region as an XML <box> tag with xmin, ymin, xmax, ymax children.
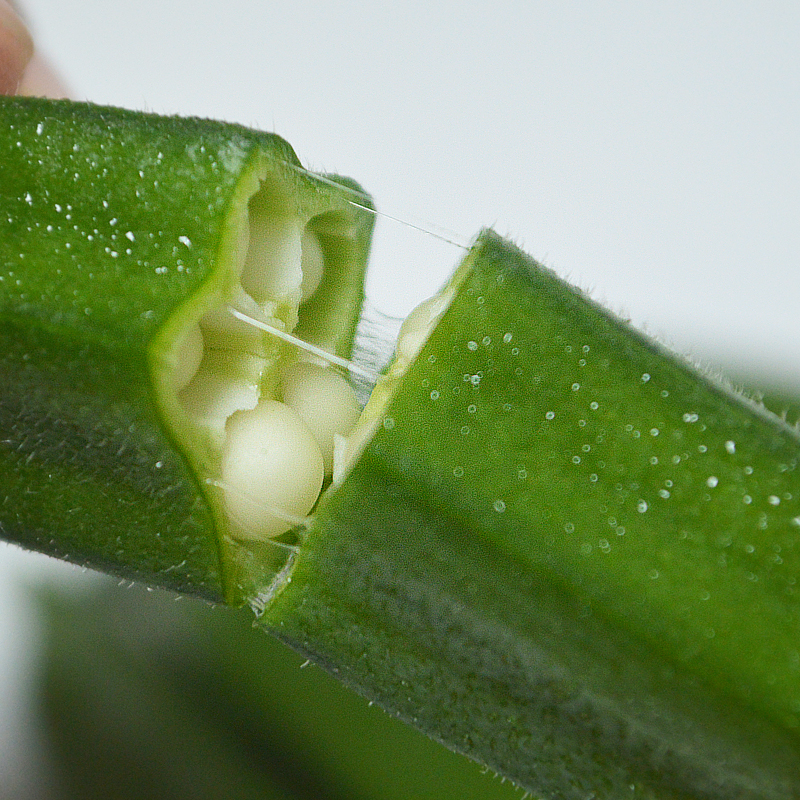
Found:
<box><xmin>168</xmin><ymin>170</ymin><xmax>363</xmax><ymax>544</ymax></box>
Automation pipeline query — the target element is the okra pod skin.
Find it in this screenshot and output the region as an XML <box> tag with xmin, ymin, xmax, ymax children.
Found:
<box><xmin>262</xmin><ymin>232</ymin><xmax>800</xmax><ymax>798</ymax></box>
<box><xmin>0</xmin><ymin>96</ymin><xmax>373</xmax><ymax>601</ymax></box>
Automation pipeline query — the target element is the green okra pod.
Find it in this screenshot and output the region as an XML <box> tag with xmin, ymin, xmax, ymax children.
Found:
<box><xmin>268</xmin><ymin>230</ymin><xmax>800</xmax><ymax>798</ymax></box>
<box><xmin>0</xmin><ymin>96</ymin><xmax>374</xmax><ymax>603</ymax></box>
<box><xmin>2</xmin><ymin>96</ymin><xmax>800</xmax><ymax>798</ymax></box>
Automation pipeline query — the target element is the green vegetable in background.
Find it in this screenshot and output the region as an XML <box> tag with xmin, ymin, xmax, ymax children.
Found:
<box><xmin>37</xmin><ymin>581</ymin><xmax>520</xmax><ymax>800</ymax></box>
<box><xmin>2</xmin><ymin>96</ymin><xmax>800</xmax><ymax>798</ymax></box>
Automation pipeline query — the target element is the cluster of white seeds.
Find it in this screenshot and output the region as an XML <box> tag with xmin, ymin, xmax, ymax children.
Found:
<box><xmin>172</xmin><ymin>212</ymin><xmax>361</xmax><ymax>542</ymax></box>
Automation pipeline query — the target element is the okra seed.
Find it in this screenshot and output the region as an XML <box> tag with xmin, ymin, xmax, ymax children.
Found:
<box><xmin>240</xmin><ymin>207</ymin><xmax>303</xmax><ymax>303</ymax></box>
<box><xmin>179</xmin><ymin>360</ymin><xmax>261</xmax><ymax>437</ymax></box>
<box><xmin>221</xmin><ymin>400</ymin><xmax>324</xmax><ymax>540</ymax></box>
<box><xmin>396</xmin><ymin>293</ymin><xmax>451</xmax><ymax>362</ymax></box>
<box><xmin>281</xmin><ymin>361</ymin><xmax>360</xmax><ymax>476</ymax></box>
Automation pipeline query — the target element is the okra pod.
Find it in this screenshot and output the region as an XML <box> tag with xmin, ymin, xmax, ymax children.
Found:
<box><xmin>272</xmin><ymin>231</ymin><xmax>800</xmax><ymax>798</ymax></box>
<box><xmin>0</xmin><ymin>96</ymin><xmax>373</xmax><ymax>603</ymax></box>
<box><xmin>2</xmin><ymin>96</ymin><xmax>800</xmax><ymax>798</ymax></box>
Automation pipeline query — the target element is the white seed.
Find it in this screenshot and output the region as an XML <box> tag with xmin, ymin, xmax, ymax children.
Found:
<box><xmin>396</xmin><ymin>293</ymin><xmax>450</xmax><ymax>362</ymax></box>
<box><xmin>300</xmin><ymin>229</ymin><xmax>325</xmax><ymax>301</ymax></box>
<box><xmin>170</xmin><ymin>323</ymin><xmax>203</xmax><ymax>393</ymax></box>
<box><xmin>184</xmin><ymin>372</ymin><xmax>261</xmax><ymax>422</ymax></box>
<box><xmin>221</xmin><ymin>400</ymin><xmax>324</xmax><ymax>540</ymax></box>
<box><xmin>179</xmin><ymin>354</ymin><xmax>263</xmax><ymax>442</ymax></box>
<box><xmin>240</xmin><ymin>205</ymin><xmax>303</xmax><ymax>303</ymax></box>
<box><xmin>281</xmin><ymin>362</ymin><xmax>360</xmax><ymax>476</ymax></box>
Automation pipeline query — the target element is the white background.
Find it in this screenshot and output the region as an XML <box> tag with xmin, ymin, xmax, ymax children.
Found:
<box><xmin>2</xmin><ymin>1</ymin><xmax>799</xmax><ymax>795</ymax></box>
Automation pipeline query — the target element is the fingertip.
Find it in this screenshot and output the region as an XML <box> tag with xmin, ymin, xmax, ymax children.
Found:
<box><xmin>18</xmin><ymin>52</ymin><xmax>70</xmax><ymax>98</ymax></box>
<box><xmin>0</xmin><ymin>0</ymin><xmax>33</xmax><ymax>95</ymax></box>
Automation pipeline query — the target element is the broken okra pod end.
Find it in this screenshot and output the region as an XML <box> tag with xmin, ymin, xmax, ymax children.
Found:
<box><xmin>0</xmin><ymin>95</ymin><xmax>373</xmax><ymax>604</ymax></box>
<box><xmin>265</xmin><ymin>231</ymin><xmax>800</xmax><ymax>798</ymax></box>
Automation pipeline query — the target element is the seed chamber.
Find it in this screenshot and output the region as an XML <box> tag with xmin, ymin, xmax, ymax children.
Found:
<box><xmin>153</xmin><ymin>163</ymin><xmax>369</xmax><ymax>595</ymax></box>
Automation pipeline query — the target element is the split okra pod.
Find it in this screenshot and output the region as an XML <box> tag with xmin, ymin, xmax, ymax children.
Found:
<box><xmin>2</xmin><ymin>96</ymin><xmax>800</xmax><ymax>799</ymax></box>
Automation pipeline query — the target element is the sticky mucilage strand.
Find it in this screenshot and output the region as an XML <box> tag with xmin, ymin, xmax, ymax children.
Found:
<box><xmin>227</xmin><ymin>307</ymin><xmax>379</xmax><ymax>384</ymax></box>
